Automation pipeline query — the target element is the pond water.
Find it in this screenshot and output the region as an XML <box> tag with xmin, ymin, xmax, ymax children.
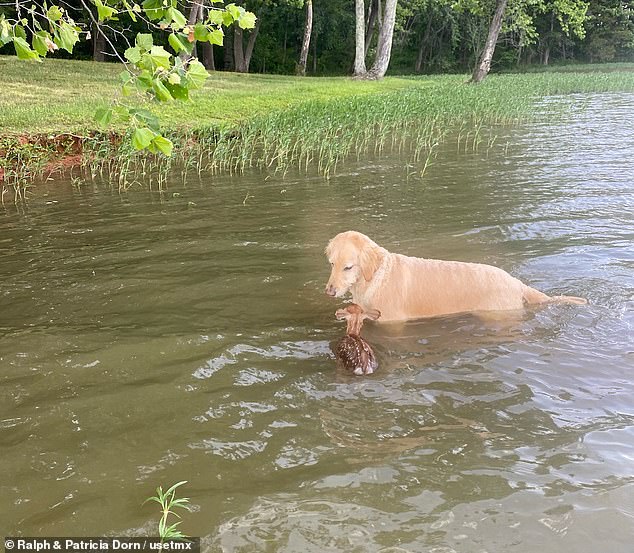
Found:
<box><xmin>1</xmin><ymin>93</ymin><xmax>633</xmax><ymax>552</ymax></box>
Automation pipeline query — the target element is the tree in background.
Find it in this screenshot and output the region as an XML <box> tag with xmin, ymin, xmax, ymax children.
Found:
<box><xmin>582</xmin><ymin>0</ymin><xmax>634</xmax><ymax>62</ymax></box>
<box><xmin>296</xmin><ymin>0</ymin><xmax>312</xmax><ymax>75</ymax></box>
<box><xmin>450</xmin><ymin>0</ymin><xmax>589</xmax><ymax>82</ymax></box>
<box><xmin>353</xmin><ymin>0</ymin><xmax>366</xmax><ymax>76</ymax></box>
<box><xmin>470</xmin><ymin>0</ymin><xmax>509</xmax><ymax>82</ymax></box>
<box><xmin>1</xmin><ymin>0</ymin><xmax>631</xmax><ymax>84</ymax></box>
<box><xmin>353</xmin><ymin>0</ymin><xmax>399</xmax><ymax>79</ymax></box>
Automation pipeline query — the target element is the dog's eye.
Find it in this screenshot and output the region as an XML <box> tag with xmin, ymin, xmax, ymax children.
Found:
<box><xmin>344</xmin><ymin>265</ymin><xmax>353</xmax><ymax>271</ymax></box>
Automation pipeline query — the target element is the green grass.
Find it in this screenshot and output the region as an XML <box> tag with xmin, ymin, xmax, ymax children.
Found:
<box><xmin>2</xmin><ymin>55</ymin><xmax>634</xmax><ymax>195</ymax></box>
<box><xmin>0</xmin><ymin>56</ymin><xmax>416</xmax><ymax>134</ymax></box>
<box><xmin>4</xmin><ymin>57</ymin><xmax>634</xmax><ymax>136</ymax></box>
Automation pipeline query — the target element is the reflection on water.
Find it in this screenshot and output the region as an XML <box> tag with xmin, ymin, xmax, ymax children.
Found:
<box><xmin>1</xmin><ymin>93</ymin><xmax>633</xmax><ymax>552</ymax></box>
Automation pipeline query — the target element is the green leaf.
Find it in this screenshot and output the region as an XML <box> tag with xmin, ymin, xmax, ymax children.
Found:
<box><xmin>149</xmin><ymin>45</ymin><xmax>172</xmax><ymax>69</ymax></box>
<box><xmin>137</xmin><ymin>52</ymin><xmax>154</xmax><ymax>72</ymax></box>
<box><xmin>238</xmin><ymin>11</ymin><xmax>256</xmax><ymax>30</ymax></box>
<box><xmin>207</xmin><ymin>9</ymin><xmax>223</xmax><ymax>26</ymax></box>
<box><xmin>95</xmin><ymin>0</ymin><xmax>117</xmax><ymax>21</ymax></box>
<box><xmin>0</xmin><ymin>15</ymin><xmax>12</xmax><ymax>46</ymax></box>
<box><xmin>121</xmin><ymin>80</ymin><xmax>135</xmax><ymax>96</ymax></box>
<box><xmin>151</xmin><ymin>135</ymin><xmax>173</xmax><ymax>156</ymax></box>
<box><xmin>168</xmin><ymin>32</ymin><xmax>192</xmax><ymax>54</ymax></box>
<box><xmin>226</xmin><ymin>3</ymin><xmax>242</xmax><ymax>21</ymax></box>
<box><xmin>54</xmin><ymin>21</ymin><xmax>80</xmax><ymax>53</ymax></box>
<box><xmin>119</xmin><ymin>70</ymin><xmax>133</xmax><ymax>83</ymax></box>
<box><xmin>193</xmin><ymin>23</ymin><xmax>210</xmax><ymax>42</ymax></box>
<box><xmin>209</xmin><ymin>28</ymin><xmax>224</xmax><ymax>46</ymax></box>
<box><xmin>136</xmin><ymin>33</ymin><xmax>153</xmax><ymax>50</ymax></box>
<box><xmin>32</xmin><ymin>31</ymin><xmax>50</xmax><ymax>56</ymax></box>
<box><xmin>167</xmin><ymin>7</ymin><xmax>187</xmax><ymax>29</ymax></box>
<box><xmin>124</xmin><ymin>46</ymin><xmax>141</xmax><ymax>63</ymax></box>
<box><xmin>168</xmin><ymin>32</ymin><xmax>184</xmax><ymax>53</ymax></box>
<box><xmin>132</xmin><ymin>127</ymin><xmax>157</xmax><ymax>150</ymax></box>
<box><xmin>165</xmin><ymin>82</ymin><xmax>189</xmax><ymax>101</ymax></box>
<box><xmin>13</xmin><ymin>36</ymin><xmax>40</xmax><ymax>60</ymax></box>
<box><xmin>152</xmin><ymin>78</ymin><xmax>173</xmax><ymax>102</ymax></box>
<box><xmin>221</xmin><ymin>10</ymin><xmax>234</xmax><ymax>26</ymax></box>
<box><xmin>136</xmin><ymin>70</ymin><xmax>153</xmax><ymax>92</ymax></box>
<box><xmin>13</xmin><ymin>25</ymin><xmax>27</xmax><ymax>40</ymax></box>
<box><xmin>142</xmin><ymin>0</ymin><xmax>165</xmax><ymax>21</ymax></box>
<box><xmin>113</xmin><ymin>105</ymin><xmax>131</xmax><ymax>121</ymax></box>
<box><xmin>185</xmin><ymin>59</ymin><xmax>208</xmax><ymax>89</ymax></box>
<box><xmin>130</xmin><ymin>108</ymin><xmax>160</xmax><ymax>132</ymax></box>
<box><xmin>122</xmin><ymin>0</ymin><xmax>137</xmax><ymax>22</ymax></box>
<box><xmin>94</xmin><ymin>107</ymin><xmax>113</xmax><ymax>127</ymax></box>
<box><xmin>47</xmin><ymin>5</ymin><xmax>63</xmax><ymax>21</ymax></box>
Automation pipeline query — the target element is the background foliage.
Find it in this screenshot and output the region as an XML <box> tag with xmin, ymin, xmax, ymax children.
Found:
<box><xmin>1</xmin><ymin>0</ymin><xmax>632</xmax><ymax>77</ymax></box>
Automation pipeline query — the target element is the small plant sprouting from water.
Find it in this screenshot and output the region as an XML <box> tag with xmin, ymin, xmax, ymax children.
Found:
<box><xmin>145</xmin><ymin>481</ymin><xmax>191</xmax><ymax>542</ymax></box>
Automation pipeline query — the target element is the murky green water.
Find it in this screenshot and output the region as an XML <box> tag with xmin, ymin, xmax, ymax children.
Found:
<box><xmin>2</xmin><ymin>93</ymin><xmax>633</xmax><ymax>552</ymax></box>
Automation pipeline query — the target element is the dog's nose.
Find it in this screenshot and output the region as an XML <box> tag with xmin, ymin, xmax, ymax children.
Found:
<box><xmin>325</xmin><ymin>285</ymin><xmax>337</xmax><ymax>297</ymax></box>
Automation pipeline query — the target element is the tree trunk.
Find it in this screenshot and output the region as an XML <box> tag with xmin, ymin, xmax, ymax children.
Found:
<box><xmin>201</xmin><ymin>42</ymin><xmax>215</xmax><ymax>70</ymax></box>
<box><xmin>297</xmin><ymin>0</ymin><xmax>313</xmax><ymax>76</ymax></box>
<box><xmin>92</xmin><ymin>21</ymin><xmax>107</xmax><ymax>61</ymax></box>
<box><xmin>365</xmin><ymin>0</ymin><xmax>397</xmax><ymax>79</ymax></box>
<box><xmin>234</xmin><ymin>27</ymin><xmax>246</xmax><ymax>72</ymax></box>
<box><xmin>234</xmin><ymin>18</ymin><xmax>261</xmax><ymax>73</ymax></box>
<box><xmin>415</xmin><ymin>15</ymin><xmax>434</xmax><ymax>73</ymax></box>
<box><xmin>224</xmin><ymin>26</ymin><xmax>235</xmax><ymax>71</ymax></box>
<box><xmin>353</xmin><ymin>0</ymin><xmax>366</xmax><ymax>76</ymax></box>
<box><xmin>312</xmin><ymin>30</ymin><xmax>318</xmax><ymax>73</ymax></box>
<box><xmin>470</xmin><ymin>0</ymin><xmax>508</xmax><ymax>83</ymax></box>
<box><xmin>180</xmin><ymin>0</ymin><xmax>204</xmax><ymax>62</ymax></box>
<box><xmin>244</xmin><ymin>18</ymin><xmax>261</xmax><ymax>69</ymax></box>
<box><xmin>364</xmin><ymin>0</ymin><xmax>378</xmax><ymax>58</ymax></box>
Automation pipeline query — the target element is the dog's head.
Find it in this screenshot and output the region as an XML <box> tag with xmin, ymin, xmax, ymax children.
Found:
<box><xmin>325</xmin><ymin>231</ymin><xmax>385</xmax><ymax>297</ymax></box>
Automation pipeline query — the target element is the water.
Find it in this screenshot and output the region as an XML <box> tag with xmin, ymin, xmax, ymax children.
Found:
<box><xmin>1</xmin><ymin>93</ymin><xmax>633</xmax><ymax>552</ymax></box>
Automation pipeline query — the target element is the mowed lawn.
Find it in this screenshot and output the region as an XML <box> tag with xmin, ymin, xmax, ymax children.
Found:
<box><xmin>2</xmin><ymin>55</ymin><xmax>634</xmax><ymax>140</ymax></box>
<box><xmin>0</xmin><ymin>56</ymin><xmax>426</xmax><ymax>135</ymax></box>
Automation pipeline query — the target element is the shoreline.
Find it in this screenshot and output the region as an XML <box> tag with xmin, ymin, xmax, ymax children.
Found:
<box><xmin>3</xmin><ymin>58</ymin><xmax>634</xmax><ymax>197</ymax></box>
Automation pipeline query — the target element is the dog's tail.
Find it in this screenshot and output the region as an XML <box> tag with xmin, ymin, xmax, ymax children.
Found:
<box><xmin>548</xmin><ymin>295</ymin><xmax>588</xmax><ymax>305</ymax></box>
<box><xmin>523</xmin><ymin>286</ymin><xmax>587</xmax><ymax>306</ymax></box>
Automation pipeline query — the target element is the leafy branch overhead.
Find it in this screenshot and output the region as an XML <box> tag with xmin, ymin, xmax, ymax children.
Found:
<box><xmin>0</xmin><ymin>1</ymin><xmax>257</xmax><ymax>155</ymax></box>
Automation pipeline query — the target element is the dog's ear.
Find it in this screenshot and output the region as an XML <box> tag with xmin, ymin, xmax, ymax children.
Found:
<box><xmin>363</xmin><ymin>309</ymin><xmax>381</xmax><ymax>321</ymax></box>
<box><xmin>360</xmin><ymin>244</ymin><xmax>384</xmax><ymax>282</ymax></box>
<box><xmin>325</xmin><ymin>239</ymin><xmax>333</xmax><ymax>259</ymax></box>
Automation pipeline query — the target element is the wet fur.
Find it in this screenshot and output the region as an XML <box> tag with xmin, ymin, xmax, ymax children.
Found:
<box><xmin>334</xmin><ymin>304</ymin><xmax>380</xmax><ymax>375</ymax></box>
<box><xmin>326</xmin><ymin>231</ymin><xmax>586</xmax><ymax>322</ymax></box>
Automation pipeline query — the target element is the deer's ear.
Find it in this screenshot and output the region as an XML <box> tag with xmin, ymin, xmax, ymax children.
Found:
<box><xmin>363</xmin><ymin>309</ymin><xmax>381</xmax><ymax>321</ymax></box>
<box><xmin>335</xmin><ymin>309</ymin><xmax>349</xmax><ymax>320</ymax></box>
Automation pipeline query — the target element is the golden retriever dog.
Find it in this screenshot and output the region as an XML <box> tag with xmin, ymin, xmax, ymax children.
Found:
<box><xmin>325</xmin><ymin>231</ymin><xmax>586</xmax><ymax>322</ymax></box>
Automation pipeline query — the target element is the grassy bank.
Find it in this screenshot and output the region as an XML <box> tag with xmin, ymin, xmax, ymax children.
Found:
<box><xmin>3</xmin><ymin>56</ymin><xmax>634</xmax><ymax>197</ymax></box>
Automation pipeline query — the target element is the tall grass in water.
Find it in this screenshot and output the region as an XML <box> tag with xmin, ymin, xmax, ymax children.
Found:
<box><xmin>196</xmin><ymin>70</ymin><xmax>634</xmax><ymax>179</ymax></box>
<box><xmin>202</xmin><ymin>76</ymin><xmax>534</xmax><ymax>177</ymax></box>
